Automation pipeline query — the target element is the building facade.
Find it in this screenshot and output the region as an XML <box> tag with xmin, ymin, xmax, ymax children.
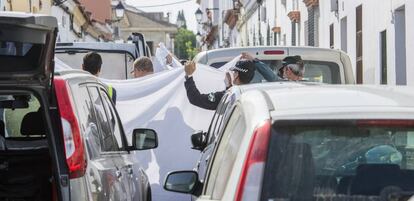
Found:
<box><xmin>201</xmin><ymin>0</ymin><xmax>413</xmax><ymax>86</ymax></box>
<box><xmin>119</xmin><ymin>5</ymin><xmax>178</xmax><ymax>55</ymax></box>
<box><xmin>3</xmin><ymin>0</ymin><xmax>114</xmax><ymax>42</ymax></box>
<box><xmin>3</xmin><ymin>0</ymin><xmax>53</xmax><ymax>14</ymax></box>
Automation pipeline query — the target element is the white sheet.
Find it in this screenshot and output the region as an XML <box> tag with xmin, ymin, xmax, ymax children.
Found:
<box><xmin>57</xmin><ymin>50</ymin><xmax>226</xmax><ymax>200</ymax></box>
<box><xmin>104</xmin><ymin>65</ymin><xmax>225</xmax><ymax>201</ymax></box>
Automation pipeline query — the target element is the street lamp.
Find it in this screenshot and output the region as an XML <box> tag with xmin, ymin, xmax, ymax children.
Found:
<box><xmin>114</xmin><ymin>1</ymin><xmax>125</xmax><ymax>20</ymax></box>
<box><xmin>195</xmin><ymin>8</ymin><xmax>203</xmax><ymax>24</ymax></box>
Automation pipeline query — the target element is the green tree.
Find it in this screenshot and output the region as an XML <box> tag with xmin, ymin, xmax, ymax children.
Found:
<box><xmin>174</xmin><ymin>28</ymin><xmax>198</xmax><ymax>60</ymax></box>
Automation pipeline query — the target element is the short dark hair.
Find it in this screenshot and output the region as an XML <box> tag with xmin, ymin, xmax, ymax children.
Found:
<box><xmin>233</xmin><ymin>60</ymin><xmax>256</xmax><ymax>84</ymax></box>
<box><xmin>83</xmin><ymin>52</ymin><xmax>102</xmax><ymax>75</ymax></box>
<box><xmin>134</xmin><ymin>56</ymin><xmax>153</xmax><ymax>72</ymax></box>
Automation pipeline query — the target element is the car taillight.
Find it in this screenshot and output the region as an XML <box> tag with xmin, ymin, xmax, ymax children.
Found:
<box><xmin>356</xmin><ymin>120</ymin><xmax>414</xmax><ymax>127</ymax></box>
<box><xmin>235</xmin><ymin>120</ymin><xmax>271</xmax><ymax>201</ymax></box>
<box><xmin>263</xmin><ymin>50</ymin><xmax>285</xmax><ymax>55</ymax></box>
<box><xmin>54</xmin><ymin>77</ymin><xmax>86</xmax><ymax>179</ymax></box>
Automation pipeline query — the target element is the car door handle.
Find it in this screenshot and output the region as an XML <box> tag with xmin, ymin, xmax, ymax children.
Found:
<box><xmin>115</xmin><ymin>170</ymin><xmax>122</xmax><ymax>179</ymax></box>
<box><xmin>205</xmin><ymin>155</ymin><xmax>211</xmax><ymax>163</ymax></box>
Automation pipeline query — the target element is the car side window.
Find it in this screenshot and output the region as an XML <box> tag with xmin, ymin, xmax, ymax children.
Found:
<box><xmin>88</xmin><ymin>86</ymin><xmax>119</xmax><ymax>152</ymax></box>
<box><xmin>211</xmin><ymin>93</ymin><xmax>235</xmax><ymax>144</ymax></box>
<box><xmin>204</xmin><ymin>107</ymin><xmax>246</xmax><ymax>197</ymax></box>
<box><xmin>73</xmin><ymin>85</ymin><xmax>101</xmax><ymax>159</ymax></box>
<box><xmin>207</xmin><ymin>94</ymin><xmax>229</xmax><ymax>144</ymax></box>
<box><xmin>99</xmin><ymin>88</ymin><xmax>124</xmax><ymax>150</ymax></box>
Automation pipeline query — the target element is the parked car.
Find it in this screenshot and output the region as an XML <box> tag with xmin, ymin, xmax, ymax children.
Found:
<box><xmin>164</xmin><ymin>82</ymin><xmax>414</xmax><ymax>201</ymax></box>
<box><xmin>193</xmin><ymin>46</ymin><xmax>355</xmax><ymax>84</ymax></box>
<box><xmin>0</xmin><ymin>12</ymin><xmax>156</xmax><ymax>201</ymax></box>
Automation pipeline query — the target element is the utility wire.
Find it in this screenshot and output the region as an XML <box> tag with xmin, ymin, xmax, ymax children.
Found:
<box><xmin>135</xmin><ymin>0</ymin><xmax>193</xmax><ymax>8</ymax></box>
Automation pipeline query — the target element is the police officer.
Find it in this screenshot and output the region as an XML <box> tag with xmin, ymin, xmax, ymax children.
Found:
<box><xmin>184</xmin><ymin>60</ymin><xmax>256</xmax><ymax>110</ymax></box>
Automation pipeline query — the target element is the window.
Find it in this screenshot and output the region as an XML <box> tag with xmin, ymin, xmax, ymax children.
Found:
<box><xmin>291</xmin><ymin>21</ymin><xmax>296</xmax><ymax>46</ymax></box>
<box><xmin>146</xmin><ymin>41</ymin><xmax>154</xmax><ymax>56</ymax></box>
<box><xmin>261</xmin><ymin>120</ymin><xmax>414</xmax><ymax>200</ymax></box>
<box><xmin>204</xmin><ymin>107</ymin><xmax>246</xmax><ymax>198</ymax></box>
<box><xmin>394</xmin><ymin>6</ymin><xmax>406</xmax><ymax>85</ymax></box>
<box><xmin>356</xmin><ymin>5</ymin><xmax>363</xmax><ymax>84</ymax></box>
<box><xmin>55</xmin><ymin>51</ymin><xmax>135</xmax><ymax>80</ymax></box>
<box><xmin>304</xmin><ymin>20</ymin><xmax>308</xmax><ymax>46</ymax></box>
<box><xmin>62</xmin><ymin>15</ymin><xmax>66</xmax><ymax>28</ymax></box>
<box><xmin>380</xmin><ymin>30</ymin><xmax>387</xmax><ymax>85</ymax></box>
<box><xmin>329</xmin><ymin>24</ymin><xmax>334</xmax><ymax>49</ymax></box>
<box><xmin>2</xmin><ymin>94</ymin><xmax>41</xmax><ymax>138</ymax></box>
<box><xmin>340</xmin><ymin>17</ymin><xmax>347</xmax><ymax>52</ymax></box>
<box><xmin>307</xmin><ymin>8</ymin><xmax>314</xmax><ymax>46</ymax></box>
<box><xmin>99</xmin><ymin>88</ymin><xmax>124</xmax><ymax>149</ymax></box>
<box><xmin>73</xmin><ymin>86</ymin><xmax>101</xmax><ymax>159</ymax></box>
<box><xmin>211</xmin><ymin>60</ymin><xmax>340</xmax><ymax>84</ymax></box>
<box><xmin>207</xmin><ymin>94</ymin><xmax>229</xmax><ymax>144</ymax></box>
<box><xmin>88</xmin><ymin>86</ymin><xmax>119</xmax><ymax>152</ymax></box>
<box><xmin>307</xmin><ymin>6</ymin><xmax>319</xmax><ymax>46</ymax></box>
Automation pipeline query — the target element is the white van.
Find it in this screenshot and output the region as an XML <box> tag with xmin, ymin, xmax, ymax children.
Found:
<box><xmin>193</xmin><ymin>46</ymin><xmax>355</xmax><ymax>84</ymax></box>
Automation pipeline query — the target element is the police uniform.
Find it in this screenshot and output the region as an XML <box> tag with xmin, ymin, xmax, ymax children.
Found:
<box><xmin>184</xmin><ymin>76</ymin><xmax>225</xmax><ymax>110</ymax></box>
<box><xmin>184</xmin><ymin>60</ymin><xmax>256</xmax><ymax>111</ymax></box>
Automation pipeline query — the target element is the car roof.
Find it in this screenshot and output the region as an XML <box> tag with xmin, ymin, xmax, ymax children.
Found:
<box><xmin>234</xmin><ymin>83</ymin><xmax>414</xmax><ymax>119</ymax></box>
<box><xmin>56</xmin><ymin>42</ymin><xmax>138</xmax><ymax>57</ymax></box>
<box><xmin>0</xmin><ymin>12</ymin><xmax>57</xmax><ymax>29</ymax></box>
<box><xmin>194</xmin><ymin>46</ymin><xmax>343</xmax><ymax>65</ymax></box>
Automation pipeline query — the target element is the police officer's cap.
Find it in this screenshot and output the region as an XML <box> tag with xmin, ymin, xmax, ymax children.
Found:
<box><xmin>230</xmin><ymin>60</ymin><xmax>256</xmax><ymax>84</ymax></box>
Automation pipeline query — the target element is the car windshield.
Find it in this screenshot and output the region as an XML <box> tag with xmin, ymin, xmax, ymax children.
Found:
<box><xmin>55</xmin><ymin>51</ymin><xmax>135</xmax><ymax>80</ymax></box>
<box><xmin>212</xmin><ymin>60</ymin><xmax>341</xmax><ymax>84</ymax></box>
<box><xmin>261</xmin><ymin>120</ymin><xmax>414</xmax><ymax>201</ymax></box>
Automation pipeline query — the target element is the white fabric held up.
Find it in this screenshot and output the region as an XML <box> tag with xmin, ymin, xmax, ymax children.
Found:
<box><xmin>56</xmin><ymin>46</ymin><xmax>229</xmax><ymax>200</ymax></box>
<box><xmin>104</xmin><ymin>65</ymin><xmax>225</xmax><ymax>201</ymax></box>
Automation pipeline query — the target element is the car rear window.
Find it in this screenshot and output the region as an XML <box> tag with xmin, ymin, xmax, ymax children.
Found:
<box><xmin>55</xmin><ymin>51</ymin><xmax>135</xmax><ymax>79</ymax></box>
<box><xmin>261</xmin><ymin>120</ymin><xmax>414</xmax><ymax>201</ymax></box>
<box><xmin>211</xmin><ymin>60</ymin><xmax>341</xmax><ymax>84</ymax></box>
<box><xmin>0</xmin><ymin>41</ymin><xmax>44</xmax><ymax>72</ymax></box>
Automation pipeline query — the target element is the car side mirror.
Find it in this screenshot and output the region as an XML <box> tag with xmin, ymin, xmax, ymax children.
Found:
<box><xmin>164</xmin><ymin>171</ymin><xmax>201</xmax><ymax>195</ymax></box>
<box><xmin>131</xmin><ymin>129</ymin><xmax>158</xmax><ymax>150</ymax></box>
<box><xmin>191</xmin><ymin>131</ymin><xmax>207</xmax><ymax>151</ymax></box>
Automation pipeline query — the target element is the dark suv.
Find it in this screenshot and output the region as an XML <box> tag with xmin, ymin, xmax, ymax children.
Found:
<box><xmin>0</xmin><ymin>12</ymin><xmax>156</xmax><ymax>201</ymax></box>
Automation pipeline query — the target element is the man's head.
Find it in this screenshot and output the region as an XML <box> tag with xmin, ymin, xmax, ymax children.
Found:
<box><xmin>279</xmin><ymin>55</ymin><xmax>304</xmax><ymax>81</ymax></box>
<box><xmin>133</xmin><ymin>56</ymin><xmax>154</xmax><ymax>78</ymax></box>
<box><xmin>82</xmin><ymin>52</ymin><xmax>102</xmax><ymax>76</ymax></box>
<box><xmin>228</xmin><ymin>60</ymin><xmax>256</xmax><ymax>85</ymax></box>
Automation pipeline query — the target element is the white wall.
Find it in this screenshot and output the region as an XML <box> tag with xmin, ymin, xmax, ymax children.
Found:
<box><xmin>51</xmin><ymin>6</ymin><xmax>80</xmax><ymax>42</ymax></box>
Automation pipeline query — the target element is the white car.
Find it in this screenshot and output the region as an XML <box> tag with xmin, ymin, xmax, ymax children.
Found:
<box><xmin>164</xmin><ymin>82</ymin><xmax>414</xmax><ymax>201</ymax></box>
<box><xmin>193</xmin><ymin>46</ymin><xmax>355</xmax><ymax>84</ymax></box>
